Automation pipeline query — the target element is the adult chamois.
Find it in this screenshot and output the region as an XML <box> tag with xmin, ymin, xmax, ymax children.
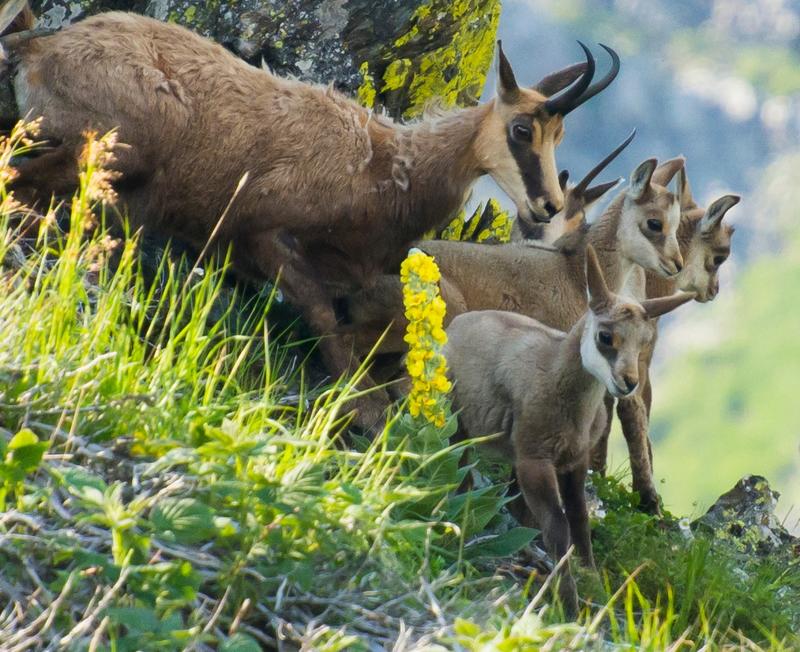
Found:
<box><xmin>443</xmin><ymin>246</ymin><xmax>693</xmax><ymax>614</ymax></box>
<box><xmin>0</xmin><ymin>4</ymin><xmax>620</xmax><ymax>429</ymax></box>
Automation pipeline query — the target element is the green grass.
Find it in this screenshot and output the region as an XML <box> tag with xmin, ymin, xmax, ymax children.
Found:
<box><xmin>0</xmin><ymin>129</ymin><xmax>798</xmax><ymax>650</ymax></box>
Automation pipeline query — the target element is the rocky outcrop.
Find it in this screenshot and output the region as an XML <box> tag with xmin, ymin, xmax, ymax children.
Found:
<box><xmin>692</xmin><ymin>475</ymin><xmax>800</xmax><ymax>555</ymax></box>
<box><xmin>30</xmin><ymin>0</ymin><xmax>500</xmax><ymax>118</ymax></box>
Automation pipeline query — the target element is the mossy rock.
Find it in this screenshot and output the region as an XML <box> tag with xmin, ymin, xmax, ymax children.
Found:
<box><xmin>30</xmin><ymin>0</ymin><xmax>500</xmax><ymax>118</ymax></box>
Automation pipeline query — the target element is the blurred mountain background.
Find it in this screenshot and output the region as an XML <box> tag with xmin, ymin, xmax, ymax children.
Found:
<box><xmin>472</xmin><ymin>0</ymin><xmax>800</xmax><ymax>525</ymax></box>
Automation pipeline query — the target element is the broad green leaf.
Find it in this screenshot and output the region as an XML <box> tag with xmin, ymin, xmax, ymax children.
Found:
<box><xmin>220</xmin><ymin>633</ymin><xmax>261</xmax><ymax>652</ymax></box>
<box><xmin>464</xmin><ymin>527</ymin><xmax>539</xmax><ymax>559</ymax></box>
<box><xmin>8</xmin><ymin>428</ymin><xmax>39</xmax><ymax>450</ymax></box>
<box><xmin>151</xmin><ymin>497</ymin><xmax>216</xmax><ymax>544</ymax></box>
<box><xmin>107</xmin><ymin>607</ymin><xmax>160</xmax><ymax>634</ymax></box>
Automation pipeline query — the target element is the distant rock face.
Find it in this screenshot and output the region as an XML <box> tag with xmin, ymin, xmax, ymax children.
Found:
<box><xmin>693</xmin><ymin>475</ymin><xmax>800</xmax><ymax>555</ymax></box>
<box><xmin>29</xmin><ymin>0</ymin><xmax>500</xmax><ymax>118</ymax></box>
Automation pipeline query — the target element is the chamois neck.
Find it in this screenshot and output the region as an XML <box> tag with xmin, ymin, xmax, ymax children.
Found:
<box><xmin>392</xmin><ymin>104</ymin><xmax>490</xmax><ymax>236</ymax></box>
<box><xmin>586</xmin><ymin>195</ymin><xmax>635</xmax><ymax>293</ymax></box>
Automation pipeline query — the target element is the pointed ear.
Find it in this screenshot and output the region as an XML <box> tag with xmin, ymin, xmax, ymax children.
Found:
<box><xmin>496</xmin><ymin>40</ymin><xmax>520</xmax><ymax>103</ymax></box>
<box><xmin>651</xmin><ymin>156</ymin><xmax>685</xmax><ymax>187</ymax></box>
<box><xmin>533</xmin><ymin>61</ymin><xmax>588</xmax><ymax>97</ymax></box>
<box><xmin>586</xmin><ymin>245</ymin><xmax>612</xmax><ymax>312</ymax></box>
<box><xmin>558</xmin><ymin>169</ymin><xmax>570</xmax><ymax>190</ymax></box>
<box><xmin>700</xmin><ymin>194</ymin><xmax>740</xmax><ymax>235</ymax></box>
<box><xmin>628</xmin><ymin>158</ymin><xmax>657</xmax><ymax>201</ymax></box>
<box><xmin>640</xmin><ymin>292</ymin><xmax>695</xmax><ymax>318</ymax></box>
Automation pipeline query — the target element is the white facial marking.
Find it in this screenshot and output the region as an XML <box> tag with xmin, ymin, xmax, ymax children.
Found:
<box><xmin>580</xmin><ymin>313</ymin><xmax>621</xmax><ymax>396</ymax></box>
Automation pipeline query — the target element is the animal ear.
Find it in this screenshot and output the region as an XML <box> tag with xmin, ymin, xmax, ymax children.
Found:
<box><xmin>585</xmin><ymin>245</ymin><xmax>612</xmax><ymax>312</ymax></box>
<box><xmin>533</xmin><ymin>61</ymin><xmax>588</xmax><ymax>97</ymax></box>
<box><xmin>640</xmin><ymin>292</ymin><xmax>695</xmax><ymax>319</ymax></box>
<box><xmin>559</xmin><ymin>169</ymin><xmax>570</xmax><ymax>190</ymax></box>
<box><xmin>651</xmin><ymin>157</ymin><xmax>685</xmax><ymax>187</ymax></box>
<box><xmin>700</xmin><ymin>194</ymin><xmax>740</xmax><ymax>235</ymax></box>
<box><xmin>628</xmin><ymin>158</ymin><xmax>657</xmax><ymax>201</ymax></box>
<box><xmin>496</xmin><ymin>40</ymin><xmax>520</xmax><ymax>103</ymax></box>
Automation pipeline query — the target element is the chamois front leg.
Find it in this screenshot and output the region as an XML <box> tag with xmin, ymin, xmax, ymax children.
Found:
<box><xmin>10</xmin><ymin>143</ymin><xmax>80</xmax><ymax>214</ymax></box>
<box><xmin>616</xmin><ymin>393</ymin><xmax>660</xmax><ymax>515</ymax></box>
<box><xmin>239</xmin><ymin>229</ymin><xmax>390</xmax><ymax>433</ymax></box>
<box><xmin>515</xmin><ymin>457</ymin><xmax>579</xmax><ymax>616</ymax></box>
<box><xmin>558</xmin><ymin>460</ymin><xmax>595</xmax><ymax>570</ymax></box>
<box><xmin>589</xmin><ymin>394</ymin><xmax>615</xmax><ymax>475</ymax></box>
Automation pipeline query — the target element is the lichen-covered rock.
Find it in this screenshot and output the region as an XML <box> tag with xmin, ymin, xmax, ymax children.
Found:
<box><xmin>692</xmin><ymin>475</ymin><xmax>800</xmax><ymax>555</ymax></box>
<box><xmin>29</xmin><ymin>0</ymin><xmax>500</xmax><ymax>118</ymax></box>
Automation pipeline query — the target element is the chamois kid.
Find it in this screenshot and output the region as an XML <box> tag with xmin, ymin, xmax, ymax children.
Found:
<box><xmin>0</xmin><ymin>4</ymin><xmax>619</xmax><ymax>427</ymax></box>
<box><xmin>443</xmin><ymin>246</ymin><xmax>693</xmax><ymax>614</ymax></box>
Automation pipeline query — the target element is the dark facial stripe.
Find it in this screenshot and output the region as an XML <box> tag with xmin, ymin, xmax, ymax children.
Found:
<box><xmin>506</xmin><ymin>113</ymin><xmax>544</xmax><ymax>200</ymax></box>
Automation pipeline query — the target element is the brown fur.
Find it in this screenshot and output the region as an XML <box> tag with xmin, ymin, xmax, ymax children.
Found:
<box><xmin>1</xmin><ymin>11</ymin><xmax>612</xmax><ymax>428</ymax></box>
<box><xmin>346</xmin><ymin>157</ymin><xmax>684</xmax><ymax>352</ymax></box>
<box><xmin>443</xmin><ymin>246</ymin><xmax>691</xmax><ymax>614</ymax></box>
<box><xmin>590</xmin><ymin>166</ymin><xmax>738</xmax><ymax>512</ymax></box>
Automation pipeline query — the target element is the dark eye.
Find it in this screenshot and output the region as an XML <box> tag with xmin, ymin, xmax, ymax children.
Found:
<box><xmin>713</xmin><ymin>255</ymin><xmax>727</xmax><ymax>267</ymax></box>
<box><xmin>511</xmin><ymin>123</ymin><xmax>532</xmax><ymax>141</ymax></box>
<box><xmin>598</xmin><ymin>331</ymin><xmax>613</xmax><ymax>347</ymax></box>
<box><xmin>647</xmin><ymin>219</ymin><xmax>663</xmax><ymax>233</ymax></box>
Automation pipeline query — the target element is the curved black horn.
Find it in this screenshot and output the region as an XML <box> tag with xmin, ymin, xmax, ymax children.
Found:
<box><xmin>544</xmin><ymin>41</ymin><xmax>595</xmax><ymax>116</ymax></box>
<box><xmin>574</xmin><ymin>128</ymin><xmax>636</xmax><ymax>194</ymax></box>
<box><xmin>572</xmin><ymin>44</ymin><xmax>620</xmax><ymax>111</ymax></box>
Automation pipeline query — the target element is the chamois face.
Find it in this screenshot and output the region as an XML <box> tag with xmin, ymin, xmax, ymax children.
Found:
<box><xmin>477</xmin><ymin>42</ymin><xmax>620</xmax><ymax>230</ymax></box>
<box><xmin>675</xmin><ymin>196</ymin><xmax>738</xmax><ymax>302</ymax></box>
<box><xmin>581</xmin><ymin>303</ymin><xmax>654</xmax><ymax>398</ymax></box>
<box><xmin>580</xmin><ymin>246</ymin><xmax>693</xmax><ymax>397</ymax></box>
<box><xmin>477</xmin><ymin>87</ymin><xmax>566</xmax><ymax>228</ymax></box>
<box><xmin>619</xmin><ymin>159</ymin><xmax>684</xmax><ymax>278</ymax></box>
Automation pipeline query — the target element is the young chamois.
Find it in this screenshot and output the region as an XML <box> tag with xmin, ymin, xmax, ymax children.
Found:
<box><xmin>588</xmin><ymin>159</ymin><xmax>739</xmax><ymax>510</ymax></box>
<box><xmin>346</xmin><ymin>138</ymin><xmax>684</xmax><ymax>356</ymax></box>
<box><xmin>443</xmin><ymin>246</ymin><xmax>692</xmax><ymax>614</ymax></box>
<box><xmin>0</xmin><ymin>4</ymin><xmax>620</xmax><ymax>428</ymax></box>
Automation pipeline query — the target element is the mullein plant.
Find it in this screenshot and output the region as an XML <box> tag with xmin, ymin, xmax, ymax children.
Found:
<box><xmin>400</xmin><ymin>248</ymin><xmax>451</xmax><ymax>428</ymax></box>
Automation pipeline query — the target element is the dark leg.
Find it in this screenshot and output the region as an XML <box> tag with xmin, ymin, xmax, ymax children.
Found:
<box><xmin>589</xmin><ymin>393</ymin><xmax>614</xmax><ymax>475</ymax></box>
<box><xmin>516</xmin><ymin>457</ymin><xmax>578</xmax><ymax>616</ymax></box>
<box><xmin>558</xmin><ymin>460</ymin><xmax>595</xmax><ymax>569</ymax></box>
<box><xmin>238</xmin><ymin>229</ymin><xmax>390</xmax><ymax>432</ymax></box>
<box><xmin>616</xmin><ymin>392</ymin><xmax>660</xmax><ymax>515</ymax></box>
<box><xmin>10</xmin><ymin>144</ymin><xmax>79</xmax><ymax>210</ymax></box>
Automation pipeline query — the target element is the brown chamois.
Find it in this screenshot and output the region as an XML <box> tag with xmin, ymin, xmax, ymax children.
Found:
<box><xmin>0</xmin><ymin>5</ymin><xmax>620</xmax><ymax>428</ymax></box>
<box><xmin>443</xmin><ymin>246</ymin><xmax>692</xmax><ymax>614</ymax></box>
<box><xmin>589</xmin><ymin>159</ymin><xmax>739</xmax><ymax>511</ymax></box>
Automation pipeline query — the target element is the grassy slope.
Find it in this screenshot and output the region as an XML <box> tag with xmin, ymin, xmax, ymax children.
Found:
<box><xmin>1</xmin><ymin>131</ymin><xmax>799</xmax><ymax>649</ymax></box>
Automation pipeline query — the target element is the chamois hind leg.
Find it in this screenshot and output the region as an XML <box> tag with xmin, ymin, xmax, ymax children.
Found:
<box><xmin>616</xmin><ymin>392</ymin><xmax>660</xmax><ymax>515</ymax></box>
<box><xmin>589</xmin><ymin>393</ymin><xmax>615</xmax><ymax>475</ymax></box>
<box><xmin>515</xmin><ymin>457</ymin><xmax>579</xmax><ymax>616</ymax></box>
<box><xmin>558</xmin><ymin>459</ymin><xmax>595</xmax><ymax>569</ymax></box>
<box><xmin>238</xmin><ymin>228</ymin><xmax>390</xmax><ymax>433</ymax></box>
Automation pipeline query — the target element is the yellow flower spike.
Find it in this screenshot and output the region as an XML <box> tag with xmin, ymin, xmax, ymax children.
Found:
<box><xmin>401</xmin><ymin>248</ymin><xmax>452</xmax><ymax>427</ymax></box>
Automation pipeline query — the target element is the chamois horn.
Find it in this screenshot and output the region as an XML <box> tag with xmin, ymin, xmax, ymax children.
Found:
<box><xmin>545</xmin><ymin>43</ymin><xmax>620</xmax><ymax>116</ymax></box>
<box><xmin>573</xmin><ymin>128</ymin><xmax>636</xmax><ymax>197</ymax></box>
<box><xmin>544</xmin><ymin>41</ymin><xmax>595</xmax><ymax>115</ymax></box>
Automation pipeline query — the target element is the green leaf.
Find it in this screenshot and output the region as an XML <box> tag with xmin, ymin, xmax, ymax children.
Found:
<box><xmin>464</xmin><ymin>527</ymin><xmax>539</xmax><ymax>559</ymax></box>
<box><xmin>220</xmin><ymin>633</ymin><xmax>261</xmax><ymax>652</ymax></box>
<box><xmin>8</xmin><ymin>428</ymin><xmax>39</xmax><ymax>450</ymax></box>
<box><xmin>107</xmin><ymin>607</ymin><xmax>160</xmax><ymax>634</ymax></box>
<box><xmin>151</xmin><ymin>497</ymin><xmax>216</xmax><ymax>544</ymax></box>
